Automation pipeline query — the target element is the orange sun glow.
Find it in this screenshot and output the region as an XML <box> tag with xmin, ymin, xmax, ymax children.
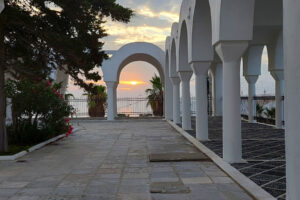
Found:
<box><xmin>120</xmin><ymin>81</ymin><xmax>146</xmax><ymax>86</ymax></box>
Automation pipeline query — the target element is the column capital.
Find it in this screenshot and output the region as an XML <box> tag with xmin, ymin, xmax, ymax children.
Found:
<box><xmin>105</xmin><ymin>81</ymin><xmax>118</xmax><ymax>88</ymax></box>
<box><xmin>243</xmin><ymin>45</ymin><xmax>264</xmax><ymax>77</ymax></box>
<box><xmin>113</xmin><ymin>82</ymin><xmax>119</xmax><ymax>89</ymax></box>
<box><xmin>209</xmin><ymin>62</ymin><xmax>222</xmax><ymax>76</ymax></box>
<box><xmin>170</xmin><ymin>77</ymin><xmax>180</xmax><ymax>85</ymax></box>
<box><xmin>270</xmin><ymin>69</ymin><xmax>284</xmax><ymax>81</ymax></box>
<box><xmin>190</xmin><ymin>61</ymin><xmax>211</xmax><ymax>75</ymax></box>
<box><xmin>210</xmin><ymin>62</ymin><xmax>217</xmax><ymax>73</ymax></box>
<box><xmin>215</xmin><ymin>41</ymin><xmax>248</xmax><ymax>63</ymax></box>
<box><xmin>178</xmin><ymin>71</ymin><xmax>193</xmax><ymax>82</ymax></box>
<box><xmin>244</xmin><ymin>75</ymin><xmax>259</xmax><ymax>84</ymax></box>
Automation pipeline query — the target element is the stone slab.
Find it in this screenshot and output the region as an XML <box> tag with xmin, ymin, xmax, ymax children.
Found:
<box><xmin>150</xmin><ymin>182</ymin><xmax>190</xmax><ymax>194</ymax></box>
<box><xmin>148</xmin><ymin>153</ymin><xmax>209</xmax><ymax>162</ymax></box>
<box><xmin>167</xmin><ymin>120</ymin><xmax>276</xmax><ymax>200</ymax></box>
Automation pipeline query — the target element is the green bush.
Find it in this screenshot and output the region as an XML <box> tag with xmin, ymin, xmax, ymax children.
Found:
<box><xmin>264</xmin><ymin>107</ymin><xmax>276</xmax><ymax>120</ymax></box>
<box><xmin>5</xmin><ymin>79</ymin><xmax>74</xmax><ymax>146</ymax></box>
<box><xmin>85</xmin><ymin>85</ymin><xmax>107</xmax><ymax>117</ymax></box>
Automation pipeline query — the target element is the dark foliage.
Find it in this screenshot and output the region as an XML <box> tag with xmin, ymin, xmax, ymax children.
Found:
<box><xmin>5</xmin><ymin>78</ymin><xmax>74</xmax><ymax>146</ymax></box>
<box><xmin>0</xmin><ymin>0</ymin><xmax>133</xmax><ymax>152</ymax></box>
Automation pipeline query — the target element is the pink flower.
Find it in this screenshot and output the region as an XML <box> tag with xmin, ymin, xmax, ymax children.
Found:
<box><xmin>66</xmin><ymin>126</ymin><xmax>73</xmax><ymax>137</ymax></box>
<box><xmin>64</xmin><ymin>118</ymin><xmax>70</xmax><ymax>123</ymax></box>
<box><xmin>55</xmin><ymin>91</ymin><xmax>59</xmax><ymax>96</ymax></box>
<box><xmin>46</xmin><ymin>80</ymin><xmax>51</xmax><ymax>86</ymax></box>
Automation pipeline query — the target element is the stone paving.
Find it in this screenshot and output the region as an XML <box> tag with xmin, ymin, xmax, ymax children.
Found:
<box><xmin>0</xmin><ymin>120</ymin><xmax>253</xmax><ymax>200</ymax></box>
<box><xmin>189</xmin><ymin>117</ymin><xmax>286</xmax><ymax>199</ymax></box>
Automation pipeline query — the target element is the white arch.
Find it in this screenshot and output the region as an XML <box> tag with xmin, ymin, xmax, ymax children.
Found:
<box><xmin>177</xmin><ymin>20</ymin><xmax>190</xmax><ymax>72</ymax></box>
<box><xmin>162</xmin><ymin>0</ymin><xmax>294</xmax><ymax>198</ymax></box>
<box><xmin>189</xmin><ymin>0</ymin><xmax>214</xmax><ymax>62</ymax></box>
<box><xmin>165</xmin><ymin>37</ymin><xmax>171</xmax><ymax>79</ymax></box>
<box><xmin>176</xmin><ymin>0</ymin><xmax>215</xmax><ymax>64</ymax></box>
<box><xmin>170</xmin><ymin>39</ymin><xmax>177</xmax><ymax>77</ymax></box>
<box><xmin>102</xmin><ymin>42</ymin><xmax>165</xmax><ymax>83</ymax></box>
<box><xmin>166</xmin><ymin>28</ymin><xmax>181</xmax><ymax>124</ymax></box>
<box><xmin>168</xmin><ymin>23</ymin><xmax>179</xmax><ymax>76</ymax></box>
<box><xmin>102</xmin><ymin>42</ymin><xmax>167</xmax><ymax>121</ymax></box>
<box><xmin>164</xmin><ymin>38</ymin><xmax>173</xmax><ymax>120</ymax></box>
<box><xmin>177</xmin><ymin>18</ymin><xmax>193</xmax><ymax>131</ymax></box>
<box><xmin>177</xmin><ymin>0</ymin><xmax>191</xmax><ymax>71</ymax></box>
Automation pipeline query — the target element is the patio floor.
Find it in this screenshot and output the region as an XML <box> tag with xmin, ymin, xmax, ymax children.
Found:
<box><xmin>188</xmin><ymin>117</ymin><xmax>286</xmax><ymax>199</ymax></box>
<box><xmin>0</xmin><ymin>120</ymin><xmax>252</xmax><ymax>200</ymax></box>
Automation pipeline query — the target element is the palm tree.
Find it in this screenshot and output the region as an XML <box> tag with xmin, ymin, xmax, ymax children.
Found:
<box><xmin>145</xmin><ymin>74</ymin><xmax>164</xmax><ymax>116</ymax></box>
<box><xmin>85</xmin><ymin>85</ymin><xmax>107</xmax><ymax>117</ymax></box>
<box><xmin>264</xmin><ymin>107</ymin><xmax>276</xmax><ymax>119</ymax></box>
<box><xmin>256</xmin><ymin>104</ymin><xmax>264</xmax><ymax>118</ymax></box>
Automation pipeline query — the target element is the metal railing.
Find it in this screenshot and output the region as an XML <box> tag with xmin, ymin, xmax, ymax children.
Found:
<box><xmin>68</xmin><ymin>95</ymin><xmax>279</xmax><ymax>121</ymax></box>
<box><xmin>68</xmin><ymin>98</ymin><xmax>89</xmax><ymax>118</ymax></box>
<box><xmin>67</xmin><ymin>97</ymin><xmax>155</xmax><ymax>118</ymax></box>
<box><xmin>240</xmin><ymin>95</ymin><xmax>284</xmax><ymax>125</ymax></box>
<box><xmin>117</xmin><ymin>97</ymin><xmax>153</xmax><ymax>117</ymax></box>
<box><xmin>68</xmin><ymin>95</ymin><xmax>213</xmax><ymax>118</ymax></box>
<box><xmin>190</xmin><ymin>96</ymin><xmax>212</xmax><ymax>116</ymax></box>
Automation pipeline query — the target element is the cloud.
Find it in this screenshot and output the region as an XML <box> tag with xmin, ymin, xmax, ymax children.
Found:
<box><xmin>67</xmin><ymin>1</ymin><xmax>181</xmax><ymax>98</ymax></box>
<box><xmin>118</xmin><ymin>88</ymin><xmax>132</xmax><ymax>91</ymax></box>
<box><xmin>137</xmin><ymin>7</ymin><xmax>179</xmax><ymax>22</ymax></box>
<box><xmin>103</xmin><ymin>0</ymin><xmax>181</xmax><ymax>50</ymax></box>
<box><xmin>106</xmin><ymin>24</ymin><xmax>168</xmax><ymax>43</ymax></box>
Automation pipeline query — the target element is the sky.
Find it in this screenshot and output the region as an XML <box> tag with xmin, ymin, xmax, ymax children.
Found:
<box><xmin>67</xmin><ymin>0</ymin><xmax>275</xmax><ymax>98</ymax></box>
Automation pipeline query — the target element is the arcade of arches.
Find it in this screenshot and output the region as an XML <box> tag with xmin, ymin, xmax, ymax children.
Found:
<box><xmin>58</xmin><ymin>1</ymin><xmax>299</xmax><ymax>199</ymax></box>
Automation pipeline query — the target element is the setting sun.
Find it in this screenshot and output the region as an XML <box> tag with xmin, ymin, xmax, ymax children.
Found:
<box><xmin>120</xmin><ymin>81</ymin><xmax>146</xmax><ymax>86</ymax></box>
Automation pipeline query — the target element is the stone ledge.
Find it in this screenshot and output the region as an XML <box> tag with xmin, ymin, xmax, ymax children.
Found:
<box><xmin>149</xmin><ymin>152</ymin><xmax>209</xmax><ymax>162</ymax></box>
<box><xmin>0</xmin><ymin>128</ymin><xmax>80</xmax><ymax>161</ymax></box>
<box><xmin>150</xmin><ymin>181</ymin><xmax>191</xmax><ymax>194</ymax></box>
<box><xmin>167</xmin><ymin>120</ymin><xmax>276</xmax><ymax>200</ymax></box>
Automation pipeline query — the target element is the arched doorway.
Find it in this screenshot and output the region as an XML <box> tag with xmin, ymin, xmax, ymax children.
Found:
<box><xmin>118</xmin><ymin>61</ymin><xmax>161</xmax><ymax>117</ymax></box>
<box><xmin>102</xmin><ymin>42</ymin><xmax>171</xmax><ymax>120</ymax></box>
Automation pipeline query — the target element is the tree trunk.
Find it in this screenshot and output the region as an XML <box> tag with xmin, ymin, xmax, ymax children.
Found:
<box><xmin>0</xmin><ymin>15</ymin><xmax>8</xmax><ymax>152</ymax></box>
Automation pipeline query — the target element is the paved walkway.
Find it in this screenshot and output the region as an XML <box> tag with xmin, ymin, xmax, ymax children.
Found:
<box><xmin>0</xmin><ymin>120</ymin><xmax>252</xmax><ymax>200</ymax></box>
<box><xmin>190</xmin><ymin>117</ymin><xmax>285</xmax><ymax>199</ymax></box>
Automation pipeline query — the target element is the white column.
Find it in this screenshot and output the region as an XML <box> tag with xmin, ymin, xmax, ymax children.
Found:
<box><xmin>245</xmin><ymin>76</ymin><xmax>258</xmax><ymax>123</ymax></box>
<box><xmin>165</xmin><ymin>77</ymin><xmax>173</xmax><ymax>120</ymax></box>
<box><xmin>113</xmin><ymin>83</ymin><xmax>118</xmax><ymax>117</ymax></box>
<box><xmin>211</xmin><ymin>63</ymin><xmax>223</xmax><ymax>116</ymax></box>
<box><xmin>191</xmin><ymin>62</ymin><xmax>211</xmax><ymax>141</ymax></box>
<box><xmin>5</xmin><ymin>98</ymin><xmax>12</xmax><ymax>125</ymax></box>
<box><xmin>216</xmin><ymin>42</ymin><xmax>248</xmax><ymax>163</ymax></box>
<box><xmin>271</xmin><ymin>70</ymin><xmax>284</xmax><ymax>128</ymax></box>
<box><xmin>210</xmin><ymin>65</ymin><xmax>217</xmax><ymax>116</ymax></box>
<box><xmin>106</xmin><ymin>82</ymin><xmax>116</xmax><ymax>121</ymax></box>
<box><xmin>284</xmin><ymin>1</ymin><xmax>300</xmax><ymax>199</ymax></box>
<box><xmin>0</xmin><ymin>1</ymin><xmax>4</xmax><ymax>13</ymax></box>
<box><xmin>268</xmin><ymin>31</ymin><xmax>284</xmax><ymax>128</ymax></box>
<box><xmin>243</xmin><ymin>45</ymin><xmax>263</xmax><ymax>123</ymax></box>
<box><xmin>5</xmin><ymin>74</ymin><xmax>12</xmax><ymax>125</ymax></box>
<box><xmin>171</xmin><ymin>77</ymin><xmax>181</xmax><ymax>124</ymax></box>
<box><xmin>178</xmin><ymin>71</ymin><xmax>193</xmax><ymax>130</ymax></box>
<box><xmin>215</xmin><ymin>64</ymin><xmax>223</xmax><ymax>116</ymax></box>
<box><xmin>55</xmin><ymin>68</ymin><xmax>69</xmax><ymax>95</ymax></box>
